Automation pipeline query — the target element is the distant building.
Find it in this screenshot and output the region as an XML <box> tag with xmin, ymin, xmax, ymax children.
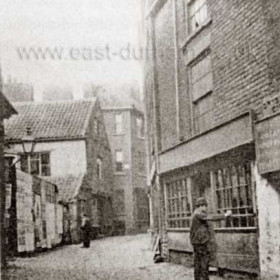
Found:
<box><xmin>103</xmin><ymin>106</ymin><xmax>149</xmax><ymax>234</ymax></box>
<box><xmin>4</xmin><ymin>99</ymin><xmax>114</xmax><ymax>242</ymax></box>
<box><xmin>84</xmin><ymin>86</ymin><xmax>149</xmax><ymax>234</ymax></box>
<box><xmin>3</xmin><ymin>79</ymin><xmax>34</xmax><ymax>102</ymax></box>
<box><xmin>42</xmin><ymin>86</ymin><xmax>73</xmax><ymax>101</ymax></box>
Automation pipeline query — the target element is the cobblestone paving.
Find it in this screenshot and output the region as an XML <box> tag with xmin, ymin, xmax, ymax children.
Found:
<box><xmin>3</xmin><ymin>234</ymin><xmax>243</xmax><ymax>280</ymax></box>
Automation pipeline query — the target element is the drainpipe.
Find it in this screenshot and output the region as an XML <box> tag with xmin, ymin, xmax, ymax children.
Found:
<box><xmin>149</xmin><ymin>13</ymin><xmax>166</xmax><ymax>259</ymax></box>
<box><xmin>173</xmin><ymin>0</ymin><xmax>180</xmax><ymax>140</ymax></box>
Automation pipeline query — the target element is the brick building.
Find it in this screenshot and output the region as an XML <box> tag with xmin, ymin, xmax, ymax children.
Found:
<box><xmin>143</xmin><ymin>0</ymin><xmax>280</xmax><ymax>279</ymax></box>
<box><xmin>4</xmin><ymin>99</ymin><xmax>114</xmax><ymax>242</ymax></box>
<box><xmin>84</xmin><ymin>87</ymin><xmax>149</xmax><ymax>235</ymax></box>
<box><xmin>102</xmin><ymin>105</ymin><xmax>149</xmax><ymax>235</ymax></box>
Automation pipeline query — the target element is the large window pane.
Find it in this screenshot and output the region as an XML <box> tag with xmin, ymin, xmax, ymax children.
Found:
<box><xmin>214</xmin><ymin>164</ymin><xmax>255</xmax><ymax>228</ymax></box>
<box><xmin>166</xmin><ymin>178</ymin><xmax>192</xmax><ymax>229</ymax></box>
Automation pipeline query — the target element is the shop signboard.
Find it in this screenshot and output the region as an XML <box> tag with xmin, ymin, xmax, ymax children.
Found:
<box><xmin>256</xmin><ymin>97</ymin><xmax>280</xmax><ymax>174</ymax></box>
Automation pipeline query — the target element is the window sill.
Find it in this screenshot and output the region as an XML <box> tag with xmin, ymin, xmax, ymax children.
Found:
<box><xmin>180</xmin><ymin>18</ymin><xmax>212</xmax><ymax>51</ymax></box>
<box><xmin>114</xmin><ymin>172</ymin><xmax>126</xmax><ymax>176</ymax></box>
<box><xmin>214</xmin><ymin>227</ymin><xmax>257</xmax><ymax>233</ymax></box>
<box><xmin>167</xmin><ymin>228</ymin><xmax>190</xmax><ymax>232</ymax></box>
<box><xmin>113</xmin><ymin>133</ymin><xmax>126</xmax><ymax>136</ymax></box>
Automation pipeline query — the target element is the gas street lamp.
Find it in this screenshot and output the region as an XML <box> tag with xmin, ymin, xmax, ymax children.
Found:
<box><xmin>21</xmin><ymin>127</ymin><xmax>36</xmax><ymax>155</ymax></box>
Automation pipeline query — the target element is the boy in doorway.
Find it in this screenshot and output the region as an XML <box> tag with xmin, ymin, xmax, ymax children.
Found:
<box><xmin>190</xmin><ymin>197</ymin><xmax>232</xmax><ymax>280</ymax></box>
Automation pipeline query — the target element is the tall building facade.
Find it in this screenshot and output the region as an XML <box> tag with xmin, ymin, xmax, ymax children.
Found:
<box><xmin>143</xmin><ymin>0</ymin><xmax>280</xmax><ymax>279</ymax></box>
<box><xmin>102</xmin><ymin>106</ymin><xmax>149</xmax><ymax>234</ymax></box>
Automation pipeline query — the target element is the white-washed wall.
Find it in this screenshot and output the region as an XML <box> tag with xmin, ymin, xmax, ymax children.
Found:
<box><xmin>56</xmin><ymin>204</ymin><xmax>63</xmax><ymax>244</ymax></box>
<box><xmin>254</xmin><ymin>166</ymin><xmax>280</xmax><ymax>280</ymax></box>
<box><xmin>46</xmin><ymin>203</ymin><xmax>56</xmax><ymax>248</ymax></box>
<box><xmin>11</xmin><ymin>140</ymin><xmax>87</xmax><ymax>177</ymax></box>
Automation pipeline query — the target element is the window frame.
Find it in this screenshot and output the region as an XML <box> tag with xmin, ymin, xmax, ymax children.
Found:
<box><xmin>192</xmin><ymin>92</ymin><xmax>213</xmax><ymax>134</ymax></box>
<box><xmin>212</xmin><ymin>163</ymin><xmax>256</xmax><ymax>229</ymax></box>
<box><xmin>165</xmin><ymin>177</ymin><xmax>193</xmax><ymax>229</ymax></box>
<box><xmin>20</xmin><ymin>152</ymin><xmax>51</xmax><ymax>176</ymax></box>
<box><xmin>189</xmin><ymin>50</ymin><xmax>213</xmax><ymax>135</ymax></box>
<box><xmin>185</xmin><ymin>0</ymin><xmax>209</xmax><ymax>35</ymax></box>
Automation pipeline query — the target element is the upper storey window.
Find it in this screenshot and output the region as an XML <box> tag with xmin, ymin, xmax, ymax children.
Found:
<box><xmin>187</xmin><ymin>0</ymin><xmax>208</xmax><ymax>34</ymax></box>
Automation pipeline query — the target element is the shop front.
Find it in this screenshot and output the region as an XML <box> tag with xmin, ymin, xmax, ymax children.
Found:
<box><xmin>159</xmin><ymin>112</ymin><xmax>260</xmax><ymax>274</ymax></box>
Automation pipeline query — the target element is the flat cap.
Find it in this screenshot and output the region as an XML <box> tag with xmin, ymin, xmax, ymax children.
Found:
<box><xmin>195</xmin><ymin>197</ymin><xmax>208</xmax><ymax>207</ymax></box>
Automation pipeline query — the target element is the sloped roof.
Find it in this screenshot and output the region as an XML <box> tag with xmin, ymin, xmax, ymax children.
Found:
<box><xmin>4</xmin><ymin>99</ymin><xmax>96</xmax><ymax>142</ymax></box>
<box><xmin>46</xmin><ymin>174</ymin><xmax>85</xmax><ymax>203</ymax></box>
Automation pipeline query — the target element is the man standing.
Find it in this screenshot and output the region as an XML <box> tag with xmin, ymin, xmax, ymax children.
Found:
<box><xmin>190</xmin><ymin>197</ymin><xmax>232</xmax><ymax>280</ymax></box>
<box><xmin>81</xmin><ymin>214</ymin><xmax>91</xmax><ymax>248</ymax></box>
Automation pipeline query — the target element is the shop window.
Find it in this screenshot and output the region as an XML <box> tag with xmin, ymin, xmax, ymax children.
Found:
<box><xmin>166</xmin><ymin>178</ymin><xmax>192</xmax><ymax>229</ymax></box>
<box><xmin>186</xmin><ymin>0</ymin><xmax>208</xmax><ymax>34</ymax></box>
<box><xmin>20</xmin><ymin>152</ymin><xmax>51</xmax><ymax>176</ymax></box>
<box><xmin>213</xmin><ymin>163</ymin><xmax>256</xmax><ymax>228</ymax></box>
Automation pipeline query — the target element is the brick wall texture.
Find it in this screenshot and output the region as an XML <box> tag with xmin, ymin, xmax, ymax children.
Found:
<box><xmin>150</xmin><ymin>0</ymin><xmax>280</xmax><ymax>151</ymax></box>
<box><xmin>84</xmin><ymin>100</ymin><xmax>114</xmax><ymax>232</ymax></box>
<box><xmin>102</xmin><ymin>109</ymin><xmax>149</xmax><ymax>234</ymax></box>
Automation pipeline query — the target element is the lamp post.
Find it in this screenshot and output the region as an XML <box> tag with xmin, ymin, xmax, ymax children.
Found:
<box><xmin>21</xmin><ymin>127</ymin><xmax>36</xmax><ymax>155</ymax></box>
<box><xmin>4</xmin><ymin>127</ymin><xmax>35</xmax><ymax>259</ymax></box>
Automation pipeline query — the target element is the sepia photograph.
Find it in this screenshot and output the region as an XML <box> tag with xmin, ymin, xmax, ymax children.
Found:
<box><xmin>0</xmin><ymin>0</ymin><xmax>280</xmax><ymax>279</ymax></box>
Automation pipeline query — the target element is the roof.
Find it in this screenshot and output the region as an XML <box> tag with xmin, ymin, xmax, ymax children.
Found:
<box><xmin>4</xmin><ymin>99</ymin><xmax>96</xmax><ymax>142</ymax></box>
<box><xmin>46</xmin><ymin>174</ymin><xmax>85</xmax><ymax>203</ymax></box>
<box><xmin>0</xmin><ymin>92</ymin><xmax>17</xmax><ymax>119</ymax></box>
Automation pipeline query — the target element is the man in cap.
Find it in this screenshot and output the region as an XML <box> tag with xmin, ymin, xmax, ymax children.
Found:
<box><xmin>81</xmin><ymin>213</ymin><xmax>91</xmax><ymax>248</ymax></box>
<box><xmin>190</xmin><ymin>197</ymin><xmax>232</xmax><ymax>280</ymax></box>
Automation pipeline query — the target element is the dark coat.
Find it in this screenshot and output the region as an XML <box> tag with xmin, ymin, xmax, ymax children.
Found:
<box><xmin>190</xmin><ymin>208</ymin><xmax>225</xmax><ymax>246</ymax></box>
<box><xmin>81</xmin><ymin>217</ymin><xmax>91</xmax><ymax>234</ymax></box>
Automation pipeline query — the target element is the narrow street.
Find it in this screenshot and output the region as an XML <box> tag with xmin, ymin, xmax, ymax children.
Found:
<box><xmin>3</xmin><ymin>234</ymin><xmax>236</xmax><ymax>280</ymax></box>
